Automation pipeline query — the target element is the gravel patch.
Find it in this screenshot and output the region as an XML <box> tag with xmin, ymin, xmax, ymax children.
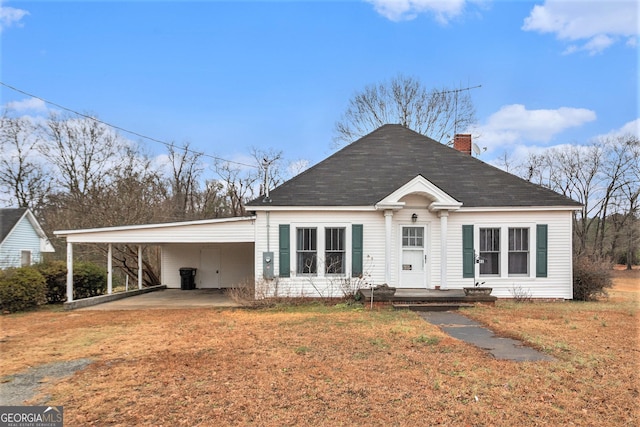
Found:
<box><xmin>0</xmin><ymin>359</ymin><xmax>92</xmax><ymax>405</ymax></box>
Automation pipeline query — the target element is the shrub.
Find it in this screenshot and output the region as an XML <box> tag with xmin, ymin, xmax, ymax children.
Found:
<box><xmin>573</xmin><ymin>256</ymin><xmax>613</xmax><ymax>301</ymax></box>
<box><xmin>36</xmin><ymin>261</ymin><xmax>68</xmax><ymax>303</ymax></box>
<box><xmin>0</xmin><ymin>267</ymin><xmax>47</xmax><ymax>312</ymax></box>
<box><xmin>73</xmin><ymin>262</ymin><xmax>107</xmax><ymax>299</ymax></box>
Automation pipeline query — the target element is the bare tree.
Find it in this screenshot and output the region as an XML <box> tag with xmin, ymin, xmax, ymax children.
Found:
<box><xmin>165</xmin><ymin>143</ymin><xmax>204</xmax><ymax>220</ymax></box>
<box><xmin>214</xmin><ymin>160</ymin><xmax>260</xmax><ymax>217</ymax></box>
<box><xmin>334</xmin><ymin>74</ymin><xmax>476</xmax><ymax>147</ymax></box>
<box><xmin>0</xmin><ymin>115</ymin><xmax>51</xmax><ymax>212</ymax></box>
<box><xmin>40</xmin><ymin>113</ymin><xmax>127</xmax><ymax>201</ymax></box>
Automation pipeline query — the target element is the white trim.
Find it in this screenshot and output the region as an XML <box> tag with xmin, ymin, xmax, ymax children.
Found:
<box><xmin>290</xmin><ymin>222</ymin><xmax>352</xmax><ymax>279</ymax></box>
<box><xmin>54</xmin><ymin>216</ymin><xmax>256</xmax><ymax>236</ymax></box>
<box><xmin>398</xmin><ymin>223</ymin><xmax>430</xmax><ymax>289</ymax></box>
<box><xmin>458</xmin><ymin>206</ymin><xmax>581</xmax><ymax>213</ymax></box>
<box><xmin>475</xmin><ymin>222</ymin><xmax>536</xmax><ymax>279</ymax></box>
<box><xmin>250</xmin><ymin>205</ymin><xmax>377</xmax><ymax>212</ymax></box>
<box><xmin>377</xmin><ymin>175</ymin><xmax>462</xmax><ymax>211</ymax></box>
<box><xmin>1</xmin><ymin>209</ymin><xmax>55</xmax><ymax>253</ymax></box>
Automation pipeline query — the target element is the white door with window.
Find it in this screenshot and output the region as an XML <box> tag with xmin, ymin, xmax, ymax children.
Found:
<box><xmin>400</xmin><ymin>226</ymin><xmax>428</xmax><ymax>288</ymax></box>
<box><xmin>199</xmin><ymin>247</ymin><xmax>221</xmax><ymax>288</ymax></box>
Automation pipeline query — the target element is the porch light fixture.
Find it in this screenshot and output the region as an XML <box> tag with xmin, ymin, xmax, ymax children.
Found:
<box><xmin>411</xmin><ymin>213</ymin><xmax>418</xmax><ymax>223</ymax></box>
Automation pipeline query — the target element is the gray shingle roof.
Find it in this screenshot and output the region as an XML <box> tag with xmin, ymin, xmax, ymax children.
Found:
<box><xmin>0</xmin><ymin>208</ymin><xmax>28</xmax><ymax>243</ymax></box>
<box><xmin>247</xmin><ymin>124</ymin><xmax>581</xmax><ymax>208</ymax></box>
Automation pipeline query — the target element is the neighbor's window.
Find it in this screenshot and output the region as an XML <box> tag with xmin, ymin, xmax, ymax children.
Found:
<box><xmin>297</xmin><ymin>228</ymin><xmax>317</xmax><ymax>274</ymax></box>
<box><xmin>479</xmin><ymin>228</ymin><xmax>500</xmax><ymax>275</ymax></box>
<box><xmin>325</xmin><ymin>227</ymin><xmax>345</xmax><ymax>274</ymax></box>
<box><xmin>20</xmin><ymin>250</ymin><xmax>31</xmax><ymax>267</ymax></box>
<box><xmin>509</xmin><ymin>227</ymin><xmax>529</xmax><ymax>275</ymax></box>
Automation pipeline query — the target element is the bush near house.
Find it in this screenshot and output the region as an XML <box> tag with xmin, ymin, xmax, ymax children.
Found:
<box><xmin>0</xmin><ymin>267</ymin><xmax>47</xmax><ymax>312</ymax></box>
<box><xmin>573</xmin><ymin>255</ymin><xmax>613</xmax><ymax>301</ymax></box>
<box><xmin>36</xmin><ymin>261</ymin><xmax>68</xmax><ymax>303</ymax></box>
<box><xmin>72</xmin><ymin>262</ymin><xmax>107</xmax><ymax>300</ymax></box>
<box><xmin>38</xmin><ymin>261</ymin><xmax>107</xmax><ymax>301</ymax></box>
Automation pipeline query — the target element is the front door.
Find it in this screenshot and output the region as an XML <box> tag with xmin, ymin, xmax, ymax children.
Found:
<box><xmin>199</xmin><ymin>247</ymin><xmax>220</xmax><ymax>288</ymax></box>
<box><xmin>400</xmin><ymin>226</ymin><xmax>427</xmax><ymax>288</ymax></box>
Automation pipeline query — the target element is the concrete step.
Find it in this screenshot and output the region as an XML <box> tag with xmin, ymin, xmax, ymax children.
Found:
<box><xmin>393</xmin><ymin>302</ymin><xmax>475</xmax><ymax>312</ymax></box>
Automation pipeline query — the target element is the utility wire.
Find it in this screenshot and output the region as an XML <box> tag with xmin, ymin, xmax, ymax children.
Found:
<box><xmin>0</xmin><ymin>81</ymin><xmax>259</xmax><ymax>169</ymax></box>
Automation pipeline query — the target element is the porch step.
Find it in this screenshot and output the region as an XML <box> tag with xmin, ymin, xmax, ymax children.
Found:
<box><xmin>393</xmin><ymin>302</ymin><xmax>475</xmax><ymax>312</ymax></box>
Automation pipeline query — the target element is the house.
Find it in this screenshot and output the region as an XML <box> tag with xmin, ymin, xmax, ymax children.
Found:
<box><xmin>0</xmin><ymin>208</ymin><xmax>55</xmax><ymax>269</ymax></box>
<box><xmin>55</xmin><ymin>125</ymin><xmax>581</xmax><ymax>301</ymax></box>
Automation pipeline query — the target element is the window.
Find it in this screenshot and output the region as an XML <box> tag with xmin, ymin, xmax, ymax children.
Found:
<box><xmin>479</xmin><ymin>228</ymin><xmax>500</xmax><ymax>275</ymax></box>
<box><xmin>296</xmin><ymin>228</ymin><xmax>317</xmax><ymax>274</ymax></box>
<box><xmin>402</xmin><ymin>226</ymin><xmax>423</xmax><ymax>248</ymax></box>
<box><xmin>20</xmin><ymin>250</ymin><xmax>31</xmax><ymax>267</ymax></box>
<box><xmin>509</xmin><ymin>228</ymin><xmax>529</xmax><ymax>275</ymax></box>
<box><xmin>325</xmin><ymin>228</ymin><xmax>345</xmax><ymax>274</ymax></box>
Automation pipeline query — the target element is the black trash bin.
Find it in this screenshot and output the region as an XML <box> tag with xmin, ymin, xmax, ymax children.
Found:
<box><xmin>179</xmin><ymin>267</ymin><xmax>197</xmax><ymax>290</ymax></box>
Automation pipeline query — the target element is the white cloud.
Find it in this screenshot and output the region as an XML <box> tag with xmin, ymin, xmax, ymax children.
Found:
<box><xmin>0</xmin><ymin>5</ymin><xmax>29</xmax><ymax>32</ymax></box>
<box><xmin>472</xmin><ymin>104</ymin><xmax>596</xmax><ymax>151</ymax></box>
<box><xmin>5</xmin><ymin>97</ymin><xmax>48</xmax><ymax>114</ymax></box>
<box><xmin>594</xmin><ymin>118</ymin><xmax>640</xmax><ymax>140</ymax></box>
<box><xmin>522</xmin><ymin>0</ymin><xmax>639</xmax><ymax>54</ymax></box>
<box><xmin>366</xmin><ymin>0</ymin><xmax>468</xmax><ymax>23</ymax></box>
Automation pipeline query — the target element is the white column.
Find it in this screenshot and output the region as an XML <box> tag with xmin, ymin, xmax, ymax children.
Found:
<box><xmin>107</xmin><ymin>243</ymin><xmax>113</xmax><ymax>295</ymax></box>
<box><xmin>66</xmin><ymin>242</ymin><xmax>73</xmax><ymax>302</ymax></box>
<box><xmin>138</xmin><ymin>245</ymin><xmax>143</xmax><ymax>289</ymax></box>
<box><xmin>384</xmin><ymin>210</ymin><xmax>394</xmax><ymax>284</ymax></box>
<box><xmin>439</xmin><ymin>211</ymin><xmax>449</xmax><ymax>289</ymax></box>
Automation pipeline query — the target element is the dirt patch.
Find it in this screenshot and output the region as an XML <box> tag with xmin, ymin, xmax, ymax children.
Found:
<box><xmin>0</xmin><ymin>359</ymin><xmax>92</xmax><ymax>405</ymax></box>
<box><xmin>0</xmin><ymin>277</ymin><xmax>638</xmax><ymax>426</ymax></box>
<box><xmin>611</xmin><ymin>265</ymin><xmax>639</xmax><ymax>293</ymax></box>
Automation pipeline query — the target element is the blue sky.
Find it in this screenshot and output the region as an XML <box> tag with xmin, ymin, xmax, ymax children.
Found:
<box><xmin>1</xmin><ymin>0</ymin><xmax>638</xmax><ymax>169</ymax></box>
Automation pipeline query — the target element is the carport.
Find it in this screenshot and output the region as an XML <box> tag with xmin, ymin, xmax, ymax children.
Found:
<box><xmin>54</xmin><ymin>216</ymin><xmax>256</xmax><ymax>302</ymax></box>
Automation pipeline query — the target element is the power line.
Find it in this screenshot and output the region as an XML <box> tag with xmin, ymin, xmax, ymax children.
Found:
<box><xmin>0</xmin><ymin>81</ymin><xmax>259</xmax><ymax>169</ymax></box>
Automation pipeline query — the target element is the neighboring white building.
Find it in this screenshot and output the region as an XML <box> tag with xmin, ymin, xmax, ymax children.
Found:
<box><xmin>55</xmin><ymin>125</ymin><xmax>581</xmax><ymax>301</ymax></box>
<box><xmin>0</xmin><ymin>208</ymin><xmax>55</xmax><ymax>268</ymax></box>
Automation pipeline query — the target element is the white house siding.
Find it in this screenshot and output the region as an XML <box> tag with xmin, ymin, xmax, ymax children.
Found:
<box><xmin>254</xmin><ymin>209</ymin><xmax>386</xmax><ymax>297</ymax></box>
<box><xmin>0</xmin><ymin>217</ymin><xmax>43</xmax><ymax>268</ymax></box>
<box><xmin>447</xmin><ymin>210</ymin><xmax>574</xmax><ymax>299</ymax></box>
<box><xmin>254</xmin><ymin>205</ymin><xmax>574</xmax><ymax>299</ymax></box>
<box><xmin>162</xmin><ymin>242</ymin><xmax>254</xmax><ymax>289</ymax></box>
<box><xmin>253</xmin><ymin>201</ymin><xmax>443</xmax><ymax>297</ymax></box>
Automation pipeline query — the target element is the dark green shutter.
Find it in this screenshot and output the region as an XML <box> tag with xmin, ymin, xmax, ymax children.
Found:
<box><xmin>279</xmin><ymin>225</ymin><xmax>290</xmax><ymax>277</ymax></box>
<box><xmin>352</xmin><ymin>224</ymin><xmax>363</xmax><ymax>277</ymax></box>
<box><xmin>536</xmin><ymin>224</ymin><xmax>548</xmax><ymax>277</ymax></box>
<box><xmin>462</xmin><ymin>225</ymin><xmax>474</xmax><ymax>278</ymax></box>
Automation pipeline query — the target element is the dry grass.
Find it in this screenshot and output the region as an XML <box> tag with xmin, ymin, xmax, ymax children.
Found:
<box><xmin>0</xmin><ymin>270</ymin><xmax>638</xmax><ymax>426</ymax></box>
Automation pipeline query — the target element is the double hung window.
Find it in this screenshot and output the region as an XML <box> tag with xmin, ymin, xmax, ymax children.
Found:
<box><xmin>479</xmin><ymin>228</ymin><xmax>500</xmax><ymax>275</ymax></box>
<box><xmin>325</xmin><ymin>228</ymin><xmax>345</xmax><ymax>274</ymax></box>
<box><xmin>508</xmin><ymin>228</ymin><xmax>529</xmax><ymax>275</ymax></box>
<box><xmin>296</xmin><ymin>228</ymin><xmax>317</xmax><ymax>274</ymax></box>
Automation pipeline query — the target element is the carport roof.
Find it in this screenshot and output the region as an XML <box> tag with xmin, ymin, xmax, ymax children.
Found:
<box><xmin>54</xmin><ymin>216</ymin><xmax>256</xmax><ymax>244</ymax></box>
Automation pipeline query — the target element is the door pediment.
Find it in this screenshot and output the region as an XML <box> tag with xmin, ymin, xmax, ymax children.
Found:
<box><xmin>376</xmin><ymin>175</ymin><xmax>462</xmax><ymax>212</ymax></box>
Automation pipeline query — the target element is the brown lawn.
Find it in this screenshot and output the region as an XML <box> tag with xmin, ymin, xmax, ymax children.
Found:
<box><xmin>0</xmin><ymin>270</ymin><xmax>638</xmax><ymax>426</ymax></box>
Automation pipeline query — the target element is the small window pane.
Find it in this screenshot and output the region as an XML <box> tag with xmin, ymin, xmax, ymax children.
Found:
<box><xmin>479</xmin><ymin>228</ymin><xmax>500</xmax><ymax>275</ymax></box>
<box><xmin>508</xmin><ymin>228</ymin><xmax>529</xmax><ymax>275</ymax></box>
<box><xmin>325</xmin><ymin>228</ymin><xmax>345</xmax><ymax>274</ymax></box>
<box><xmin>296</xmin><ymin>228</ymin><xmax>317</xmax><ymax>274</ymax></box>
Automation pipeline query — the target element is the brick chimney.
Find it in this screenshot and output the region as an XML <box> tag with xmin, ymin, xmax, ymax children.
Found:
<box><xmin>453</xmin><ymin>134</ymin><xmax>472</xmax><ymax>155</ymax></box>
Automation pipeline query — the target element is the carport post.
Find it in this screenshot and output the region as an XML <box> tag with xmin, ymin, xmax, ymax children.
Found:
<box><xmin>107</xmin><ymin>243</ymin><xmax>113</xmax><ymax>295</ymax></box>
<box><xmin>66</xmin><ymin>242</ymin><xmax>73</xmax><ymax>302</ymax></box>
<box><xmin>138</xmin><ymin>245</ymin><xmax>143</xmax><ymax>289</ymax></box>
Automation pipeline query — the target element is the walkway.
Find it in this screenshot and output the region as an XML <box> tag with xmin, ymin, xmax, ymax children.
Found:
<box><xmin>418</xmin><ymin>311</ymin><xmax>554</xmax><ymax>362</ymax></box>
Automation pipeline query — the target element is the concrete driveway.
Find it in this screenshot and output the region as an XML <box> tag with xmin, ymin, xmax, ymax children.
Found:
<box><xmin>77</xmin><ymin>289</ymin><xmax>240</xmax><ymax>310</ymax></box>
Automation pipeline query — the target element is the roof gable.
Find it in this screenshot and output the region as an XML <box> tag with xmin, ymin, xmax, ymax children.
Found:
<box><xmin>247</xmin><ymin>124</ymin><xmax>581</xmax><ymax>209</ymax></box>
<box><xmin>376</xmin><ymin>175</ymin><xmax>462</xmax><ymax>211</ymax></box>
<box><xmin>0</xmin><ymin>208</ymin><xmax>29</xmax><ymax>244</ymax></box>
<box><xmin>0</xmin><ymin>208</ymin><xmax>55</xmax><ymax>252</ymax></box>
